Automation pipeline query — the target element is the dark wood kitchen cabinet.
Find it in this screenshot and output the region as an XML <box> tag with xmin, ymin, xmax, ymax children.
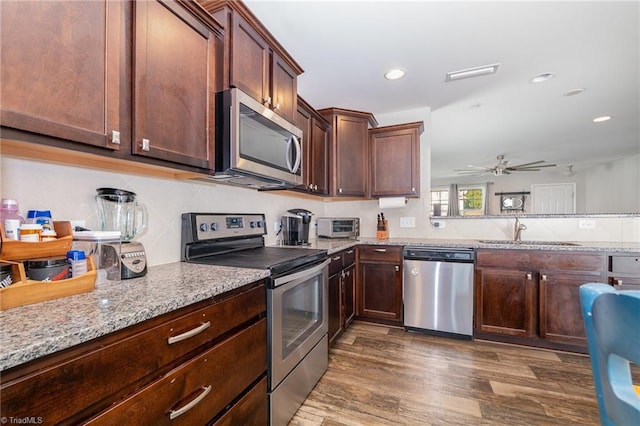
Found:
<box><xmin>369</xmin><ymin>121</ymin><xmax>424</xmax><ymax>198</ymax></box>
<box><xmin>356</xmin><ymin>245</ymin><xmax>403</xmax><ymax>325</ymax></box>
<box><xmin>1</xmin><ymin>0</ymin><xmax>222</xmax><ymax>173</ymax></box>
<box><xmin>203</xmin><ymin>0</ymin><xmax>303</xmax><ymax>124</ymax></box>
<box><xmin>475</xmin><ymin>249</ymin><xmax>606</xmax><ymax>352</ymax></box>
<box><xmin>328</xmin><ymin>248</ymin><xmax>356</xmax><ymax>346</ymax></box>
<box><xmin>0</xmin><ymin>282</ymin><xmax>267</xmax><ymax>425</ymax></box>
<box><xmin>319</xmin><ymin>108</ymin><xmax>378</xmax><ymax>197</ymax></box>
<box><xmin>132</xmin><ymin>0</ymin><xmax>218</xmax><ymax>169</ymax></box>
<box><xmin>295</xmin><ymin>96</ymin><xmax>330</xmax><ymax>194</ymax></box>
<box><xmin>0</xmin><ymin>0</ymin><xmax>124</xmax><ymax>150</ymax></box>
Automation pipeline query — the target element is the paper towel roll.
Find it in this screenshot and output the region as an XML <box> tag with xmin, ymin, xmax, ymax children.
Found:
<box><xmin>378</xmin><ymin>196</ymin><xmax>407</xmax><ymax>209</ymax></box>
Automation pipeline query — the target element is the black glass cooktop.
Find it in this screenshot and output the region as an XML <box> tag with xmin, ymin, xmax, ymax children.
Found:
<box><xmin>188</xmin><ymin>246</ymin><xmax>327</xmax><ymax>277</ymax></box>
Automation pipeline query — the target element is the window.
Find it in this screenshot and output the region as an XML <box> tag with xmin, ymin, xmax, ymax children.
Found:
<box><xmin>430</xmin><ymin>185</ymin><xmax>486</xmax><ymax>216</ymax></box>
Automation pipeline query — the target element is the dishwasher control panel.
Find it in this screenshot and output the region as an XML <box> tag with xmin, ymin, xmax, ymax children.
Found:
<box><xmin>403</xmin><ymin>247</ymin><xmax>475</xmax><ymax>263</ymax></box>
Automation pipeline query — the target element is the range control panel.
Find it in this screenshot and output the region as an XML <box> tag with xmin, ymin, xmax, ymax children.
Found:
<box><xmin>182</xmin><ymin>213</ymin><xmax>267</xmax><ymax>242</ymax></box>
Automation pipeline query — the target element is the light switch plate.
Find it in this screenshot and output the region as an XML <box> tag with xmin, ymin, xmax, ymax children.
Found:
<box><xmin>400</xmin><ymin>217</ymin><xmax>416</xmax><ymax>228</ymax></box>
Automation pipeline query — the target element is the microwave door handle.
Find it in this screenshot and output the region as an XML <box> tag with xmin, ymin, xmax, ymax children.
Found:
<box><xmin>286</xmin><ymin>135</ymin><xmax>301</xmax><ymax>173</ymax></box>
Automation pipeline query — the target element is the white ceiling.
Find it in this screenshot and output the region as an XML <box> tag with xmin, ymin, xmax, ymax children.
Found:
<box><xmin>243</xmin><ymin>0</ymin><xmax>640</xmax><ymax>180</ymax></box>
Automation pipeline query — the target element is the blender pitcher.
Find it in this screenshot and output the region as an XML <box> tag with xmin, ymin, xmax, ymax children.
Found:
<box><xmin>95</xmin><ymin>188</ymin><xmax>147</xmax><ymax>240</ymax></box>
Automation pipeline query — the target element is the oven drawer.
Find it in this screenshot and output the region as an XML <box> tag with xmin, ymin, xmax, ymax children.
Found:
<box><xmin>86</xmin><ymin>319</ymin><xmax>267</xmax><ymax>425</ymax></box>
<box><xmin>358</xmin><ymin>245</ymin><xmax>403</xmax><ymax>263</ymax></box>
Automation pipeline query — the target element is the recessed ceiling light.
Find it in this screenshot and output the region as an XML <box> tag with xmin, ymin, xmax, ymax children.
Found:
<box><xmin>384</xmin><ymin>68</ymin><xmax>406</xmax><ymax>80</ymax></box>
<box><xmin>564</xmin><ymin>88</ymin><xmax>585</xmax><ymax>96</ymax></box>
<box><xmin>446</xmin><ymin>63</ymin><xmax>500</xmax><ymax>82</ymax></box>
<box><xmin>593</xmin><ymin>115</ymin><xmax>612</xmax><ymax>123</ymax></box>
<box><xmin>530</xmin><ymin>72</ymin><xmax>556</xmax><ymax>84</ymax></box>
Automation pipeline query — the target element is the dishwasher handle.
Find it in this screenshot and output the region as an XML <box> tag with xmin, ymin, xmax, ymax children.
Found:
<box><xmin>403</xmin><ymin>248</ymin><xmax>475</xmax><ymax>263</ymax></box>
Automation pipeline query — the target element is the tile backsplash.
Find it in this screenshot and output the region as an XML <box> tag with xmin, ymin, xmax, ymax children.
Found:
<box><xmin>2</xmin><ymin>156</ymin><xmax>638</xmax><ymax>267</ymax></box>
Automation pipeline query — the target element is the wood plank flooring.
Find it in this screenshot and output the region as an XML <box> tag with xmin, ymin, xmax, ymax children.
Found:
<box><xmin>290</xmin><ymin>322</ymin><xmax>602</xmax><ymax>425</ymax></box>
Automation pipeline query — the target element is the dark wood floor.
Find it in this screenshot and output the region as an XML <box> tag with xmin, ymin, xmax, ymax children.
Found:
<box><xmin>290</xmin><ymin>321</ymin><xmax>601</xmax><ymax>425</ymax></box>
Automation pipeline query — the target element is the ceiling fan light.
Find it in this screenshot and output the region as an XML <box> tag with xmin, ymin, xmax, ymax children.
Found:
<box><xmin>446</xmin><ymin>63</ymin><xmax>500</xmax><ymax>82</ymax></box>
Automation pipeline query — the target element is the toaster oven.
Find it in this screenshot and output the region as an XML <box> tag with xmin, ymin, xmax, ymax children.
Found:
<box><xmin>316</xmin><ymin>217</ymin><xmax>360</xmax><ymax>239</ymax></box>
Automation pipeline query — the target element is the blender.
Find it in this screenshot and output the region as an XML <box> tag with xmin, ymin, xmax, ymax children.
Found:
<box><xmin>95</xmin><ymin>188</ymin><xmax>148</xmax><ymax>279</ymax></box>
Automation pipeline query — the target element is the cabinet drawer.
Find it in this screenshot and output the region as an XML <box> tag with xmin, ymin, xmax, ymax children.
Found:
<box><xmin>86</xmin><ymin>319</ymin><xmax>267</xmax><ymax>425</ymax></box>
<box><xmin>212</xmin><ymin>377</ymin><xmax>267</xmax><ymax>426</ymax></box>
<box><xmin>343</xmin><ymin>247</ymin><xmax>356</xmax><ymax>267</ymax></box>
<box><xmin>358</xmin><ymin>245</ymin><xmax>402</xmax><ymax>263</ymax></box>
<box><xmin>328</xmin><ymin>252</ymin><xmax>344</xmax><ymax>276</ymax></box>
<box><xmin>0</xmin><ymin>284</ymin><xmax>265</xmax><ymax>424</ymax></box>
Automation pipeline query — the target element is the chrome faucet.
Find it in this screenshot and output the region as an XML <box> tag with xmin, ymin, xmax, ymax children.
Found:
<box><xmin>514</xmin><ymin>217</ymin><xmax>527</xmax><ymax>242</ymax></box>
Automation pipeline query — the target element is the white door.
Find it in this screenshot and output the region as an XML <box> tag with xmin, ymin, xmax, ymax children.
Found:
<box><xmin>531</xmin><ymin>183</ymin><xmax>576</xmax><ymax>214</ymax></box>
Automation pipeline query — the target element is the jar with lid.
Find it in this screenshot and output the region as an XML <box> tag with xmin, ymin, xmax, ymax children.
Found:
<box><xmin>26</xmin><ymin>257</ymin><xmax>69</xmax><ymax>281</ymax></box>
<box><xmin>0</xmin><ymin>199</ymin><xmax>25</xmax><ymax>224</ymax></box>
<box><xmin>20</xmin><ymin>224</ymin><xmax>43</xmax><ymax>242</ymax></box>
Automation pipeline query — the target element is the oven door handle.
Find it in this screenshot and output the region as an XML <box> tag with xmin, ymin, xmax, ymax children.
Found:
<box><xmin>273</xmin><ymin>258</ymin><xmax>330</xmax><ymax>288</ymax></box>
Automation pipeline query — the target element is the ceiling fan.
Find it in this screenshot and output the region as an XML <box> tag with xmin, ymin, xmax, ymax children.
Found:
<box><xmin>455</xmin><ymin>154</ymin><xmax>557</xmax><ymax>176</ymax></box>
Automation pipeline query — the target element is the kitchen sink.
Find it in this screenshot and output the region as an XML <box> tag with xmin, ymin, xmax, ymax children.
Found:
<box><xmin>479</xmin><ymin>240</ymin><xmax>581</xmax><ymax>246</ymax></box>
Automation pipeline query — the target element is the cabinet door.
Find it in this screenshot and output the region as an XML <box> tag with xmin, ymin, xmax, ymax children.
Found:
<box><xmin>271</xmin><ymin>52</ymin><xmax>298</xmax><ymax>124</ymax></box>
<box><xmin>295</xmin><ymin>101</ymin><xmax>313</xmax><ymax>189</ymax></box>
<box><xmin>229</xmin><ymin>13</ymin><xmax>269</xmax><ymax>105</ymax></box>
<box><xmin>343</xmin><ymin>264</ymin><xmax>356</xmax><ymax>328</ymax></box>
<box><xmin>0</xmin><ymin>0</ymin><xmax>123</xmax><ymax>149</ymax></box>
<box><xmin>328</xmin><ymin>272</ymin><xmax>342</xmax><ymax>346</ymax></box>
<box><xmin>474</xmin><ymin>268</ymin><xmax>537</xmax><ymax>337</ymax></box>
<box><xmin>539</xmin><ymin>272</ymin><xmax>592</xmax><ymax>346</ymax></box>
<box><xmin>133</xmin><ymin>0</ymin><xmax>216</xmax><ymax>169</ymax></box>
<box><xmin>334</xmin><ymin>115</ymin><xmax>369</xmax><ymax>197</ymax></box>
<box><xmin>369</xmin><ymin>124</ymin><xmax>421</xmax><ymax>197</ymax></box>
<box><xmin>310</xmin><ymin>117</ymin><xmax>330</xmax><ymax>194</ymax></box>
<box><xmin>358</xmin><ymin>262</ymin><xmax>402</xmax><ymax>323</ymax></box>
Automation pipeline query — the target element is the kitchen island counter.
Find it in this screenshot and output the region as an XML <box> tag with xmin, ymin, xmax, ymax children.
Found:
<box><xmin>0</xmin><ymin>262</ymin><xmax>269</xmax><ymax>371</ymax></box>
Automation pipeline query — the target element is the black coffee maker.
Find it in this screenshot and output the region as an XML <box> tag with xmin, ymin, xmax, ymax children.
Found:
<box><xmin>281</xmin><ymin>209</ymin><xmax>313</xmax><ymax>245</ymax></box>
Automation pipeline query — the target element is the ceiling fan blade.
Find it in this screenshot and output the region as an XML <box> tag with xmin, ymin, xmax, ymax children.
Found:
<box><xmin>465</xmin><ymin>165</ymin><xmax>493</xmax><ymax>170</ymax></box>
<box><xmin>508</xmin><ymin>160</ymin><xmax>546</xmax><ymax>168</ymax></box>
<box><xmin>509</xmin><ymin>164</ymin><xmax>557</xmax><ymax>171</ymax></box>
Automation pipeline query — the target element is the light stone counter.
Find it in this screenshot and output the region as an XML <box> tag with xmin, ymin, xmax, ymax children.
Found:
<box><xmin>0</xmin><ymin>262</ymin><xmax>269</xmax><ymax>371</ymax></box>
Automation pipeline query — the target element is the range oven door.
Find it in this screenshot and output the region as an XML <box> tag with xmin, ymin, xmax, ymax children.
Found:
<box><xmin>268</xmin><ymin>259</ymin><xmax>329</xmax><ymax>389</ymax></box>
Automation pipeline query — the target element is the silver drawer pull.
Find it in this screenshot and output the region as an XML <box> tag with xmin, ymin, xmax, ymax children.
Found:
<box><xmin>332</xmin><ymin>256</ymin><xmax>342</xmax><ymax>261</ymax></box>
<box><xmin>167</xmin><ymin>321</ymin><xmax>211</xmax><ymax>345</ymax></box>
<box><xmin>347</xmin><ymin>250</ymin><xmax>354</xmax><ymax>254</ymax></box>
<box><xmin>168</xmin><ymin>385</ymin><xmax>212</xmax><ymax>420</ymax></box>
<box><xmin>374</xmin><ymin>248</ymin><xmax>387</xmax><ymax>252</ymax></box>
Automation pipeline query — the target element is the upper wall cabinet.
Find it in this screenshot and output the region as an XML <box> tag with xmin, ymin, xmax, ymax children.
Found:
<box><xmin>203</xmin><ymin>1</ymin><xmax>303</xmax><ymax>124</ymax></box>
<box><xmin>1</xmin><ymin>0</ymin><xmax>222</xmax><ymax>173</ymax></box>
<box><xmin>369</xmin><ymin>121</ymin><xmax>424</xmax><ymax>198</ymax></box>
<box><xmin>0</xmin><ymin>0</ymin><xmax>124</xmax><ymax>150</ymax></box>
<box><xmin>319</xmin><ymin>108</ymin><xmax>378</xmax><ymax>197</ymax></box>
<box><xmin>132</xmin><ymin>0</ymin><xmax>219</xmax><ymax>170</ymax></box>
<box><xmin>296</xmin><ymin>97</ymin><xmax>330</xmax><ymax>195</ymax></box>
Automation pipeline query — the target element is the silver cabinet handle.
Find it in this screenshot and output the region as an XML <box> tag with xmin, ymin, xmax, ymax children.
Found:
<box><xmin>168</xmin><ymin>385</ymin><xmax>212</xmax><ymax>420</ymax></box>
<box><xmin>346</xmin><ymin>270</ymin><xmax>351</xmax><ymax>276</ymax></box>
<box><xmin>111</xmin><ymin>130</ymin><xmax>120</xmax><ymax>145</ymax></box>
<box><xmin>614</xmin><ymin>278</ymin><xmax>622</xmax><ymax>288</ymax></box>
<box><xmin>541</xmin><ymin>274</ymin><xmax>547</xmax><ymax>281</ymax></box>
<box><xmin>141</xmin><ymin>138</ymin><xmax>150</xmax><ymax>151</ymax></box>
<box><xmin>395</xmin><ymin>265</ymin><xmax>400</xmax><ymax>272</ymax></box>
<box><xmin>526</xmin><ymin>273</ymin><xmax>532</xmax><ymax>280</ymax></box>
<box><xmin>167</xmin><ymin>321</ymin><xmax>211</xmax><ymax>345</ymax></box>
<box><xmin>332</xmin><ymin>255</ymin><xmax>342</xmax><ymax>261</ymax></box>
<box><xmin>274</xmin><ymin>103</ymin><xmax>280</xmax><ymax>110</ymax></box>
<box><xmin>347</xmin><ymin>250</ymin><xmax>354</xmax><ymax>254</ymax></box>
<box><xmin>374</xmin><ymin>248</ymin><xmax>387</xmax><ymax>252</ymax></box>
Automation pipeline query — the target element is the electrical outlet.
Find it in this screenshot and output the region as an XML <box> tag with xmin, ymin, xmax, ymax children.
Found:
<box><xmin>400</xmin><ymin>217</ymin><xmax>416</xmax><ymax>228</ymax></box>
<box><xmin>432</xmin><ymin>220</ymin><xmax>446</xmax><ymax>228</ymax></box>
<box><xmin>578</xmin><ymin>219</ymin><xmax>596</xmax><ymax>229</ymax></box>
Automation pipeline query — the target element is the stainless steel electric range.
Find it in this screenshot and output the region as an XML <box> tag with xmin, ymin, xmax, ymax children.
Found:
<box><xmin>181</xmin><ymin>213</ymin><xmax>329</xmax><ymax>426</ymax></box>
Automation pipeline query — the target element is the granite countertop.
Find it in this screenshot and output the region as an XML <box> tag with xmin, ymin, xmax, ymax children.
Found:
<box><xmin>306</xmin><ymin>237</ymin><xmax>640</xmax><ymax>254</ymax></box>
<box><xmin>0</xmin><ymin>262</ymin><xmax>269</xmax><ymax>372</ymax></box>
<box><xmin>3</xmin><ymin>237</ymin><xmax>637</xmax><ymax>372</ymax></box>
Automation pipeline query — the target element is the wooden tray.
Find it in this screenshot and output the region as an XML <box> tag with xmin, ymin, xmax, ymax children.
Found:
<box><xmin>0</xmin><ymin>221</ymin><xmax>73</xmax><ymax>261</ymax></box>
<box><xmin>0</xmin><ymin>257</ymin><xmax>96</xmax><ymax>311</ymax></box>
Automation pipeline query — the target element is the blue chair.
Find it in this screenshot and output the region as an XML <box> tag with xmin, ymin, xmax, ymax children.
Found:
<box><xmin>579</xmin><ymin>283</ymin><xmax>640</xmax><ymax>426</ymax></box>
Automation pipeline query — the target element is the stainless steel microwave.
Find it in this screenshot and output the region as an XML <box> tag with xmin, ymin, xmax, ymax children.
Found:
<box><xmin>317</xmin><ymin>217</ymin><xmax>360</xmax><ymax>239</ymax></box>
<box><xmin>212</xmin><ymin>88</ymin><xmax>303</xmax><ymax>189</ymax></box>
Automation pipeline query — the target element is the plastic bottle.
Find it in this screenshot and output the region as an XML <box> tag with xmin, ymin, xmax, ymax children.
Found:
<box><xmin>67</xmin><ymin>250</ymin><xmax>88</xmax><ymax>277</ymax></box>
<box><xmin>0</xmin><ymin>199</ymin><xmax>25</xmax><ymax>224</ymax></box>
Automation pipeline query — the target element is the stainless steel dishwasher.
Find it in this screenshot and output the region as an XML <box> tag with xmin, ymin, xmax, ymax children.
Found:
<box><xmin>403</xmin><ymin>247</ymin><xmax>475</xmax><ymax>338</ymax></box>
